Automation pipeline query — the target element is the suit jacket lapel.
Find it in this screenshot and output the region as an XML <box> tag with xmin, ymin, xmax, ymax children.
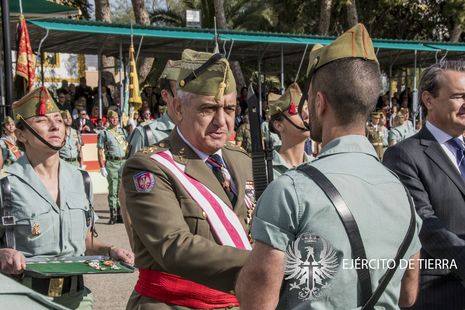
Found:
<box><xmin>169</xmin><ymin>129</ymin><xmax>233</xmax><ymax>207</ymax></box>
<box><xmin>223</xmin><ymin>148</ymin><xmax>245</xmax><ymax>210</ymax></box>
<box><xmin>420</xmin><ymin>127</ymin><xmax>465</xmax><ymax>196</ymax></box>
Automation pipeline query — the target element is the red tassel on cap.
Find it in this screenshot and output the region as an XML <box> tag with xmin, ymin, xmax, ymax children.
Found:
<box><xmin>38</xmin><ymin>86</ymin><xmax>47</xmax><ymax>116</ymax></box>
<box><xmin>288</xmin><ymin>101</ymin><xmax>297</xmax><ymax>114</ymax></box>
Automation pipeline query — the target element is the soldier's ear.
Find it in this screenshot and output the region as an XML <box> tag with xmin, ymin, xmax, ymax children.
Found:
<box><xmin>172</xmin><ymin>96</ymin><xmax>183</xmax><ymax>121</ymax></box>
<box><xmin>421</xmin><ymin>91</ymin><xmax>433</xmax><ymax>111</ymax></box>
<box><xmin>315</xmin><ymin>91</ymin><xmax>327</xmax><ymax>118</ymax></box>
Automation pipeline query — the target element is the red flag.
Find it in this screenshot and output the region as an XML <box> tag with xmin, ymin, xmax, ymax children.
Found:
<box><xmin>16</xmin><ymin>15</ymin><xmax>35</xmax><ymax>92</ymax></box>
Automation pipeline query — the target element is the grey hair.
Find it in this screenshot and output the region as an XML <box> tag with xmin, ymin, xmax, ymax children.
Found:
<box><xmin>419</xmin><ymin>60</ymin><xmax>465</xmax><ymax>102</ymax></box>
<box><xmin>176</xmin><ymin>89</ymin><xmax>196</xmax><ymax>106</ymax></box>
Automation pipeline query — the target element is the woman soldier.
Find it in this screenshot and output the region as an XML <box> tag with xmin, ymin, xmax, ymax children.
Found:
<box><xmin>0</xmin><ymin>87</ymin><xmax>134</xmax><ymax>309</ymax></box>
<box><xmin>0</xmin><ymin>116</ymin><xmax>22</xmax><ymax>169</ymax></box>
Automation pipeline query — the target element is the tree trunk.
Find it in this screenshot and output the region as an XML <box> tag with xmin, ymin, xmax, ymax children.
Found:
<box><xmin>346</xmin><ymin>0</ymin><xmax>358</xmax><ymax>28</ymax></box>
<box><xmin>212</xmin><ymin>0</ymin><xmax>245</xmax><ymax>90</ymax></box>
<box><xmin>450</xmin><ymin>23</ymin><xmax>463</xmax><ymax>42</ymax></box>
<box><xmin>318</xmin><ymin>0</ymin><xmax>333</xmax><ymax>36</ymax></box>
<box><xmin>131</xmin><ymin>0</ymin><xmax>154</xmax><ymax>84</ymax></box>
<box><xmin>94</xmin><ymin>0</ymin><xmax>114</xmax><ymax>75</ymax></box>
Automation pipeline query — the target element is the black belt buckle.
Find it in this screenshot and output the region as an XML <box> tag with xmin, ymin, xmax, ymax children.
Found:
<box><xmin>1</xmin><ymin>215</ymin><xmax>16</xmax><ymax>226</ymax></box>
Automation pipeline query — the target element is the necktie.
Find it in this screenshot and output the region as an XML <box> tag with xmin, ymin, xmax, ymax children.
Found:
<box><xmin>447</xmin><ymin>138</ymin><xmax>465</xmax><ymax>180</ymax></box>
<box><xmin>207</xmin><ymin>154</ymin><xmax>236</xmax><ymax>204</ymax></box>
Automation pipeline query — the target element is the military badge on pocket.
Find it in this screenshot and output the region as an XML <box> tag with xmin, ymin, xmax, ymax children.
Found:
<box><xmin>31</xmin><ymin>223</ymin><xmax>41</xmax><ymax>236</ymax></box>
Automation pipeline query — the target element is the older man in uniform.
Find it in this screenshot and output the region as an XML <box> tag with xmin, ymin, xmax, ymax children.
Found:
<box><xmin>126</xmin><ymin>60</ymin><xmax>180</xmax><ymax>158</ymax></box>
<box><xmin>236</xmin><ymin>24</ymin><xmax>422</xmax><ymax>309</ymax></box>
<box><xmin>123</xmin><ymin>49</ymin><xmax>254</xmax><ymax>309</ymax></box>
<box><xmin>97</xmin><ymin>110</ymin><xmax>128</xmax><ymax>224</ymax></box>
<box><xmin>59</xmin><ymin>110</ymin><xmax>83</xmax><ymax>167</ymax></box>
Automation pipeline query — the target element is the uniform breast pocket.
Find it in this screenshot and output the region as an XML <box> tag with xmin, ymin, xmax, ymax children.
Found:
<box><xmin>66</xmin><ymin>199</ymin><xmax>90</xmax><ymax>241</ymax></box>
<box><xmin>15</xmin><ymin>208</ymin><xmax>57</xmax><ymax>252</ymax></box>
<box><xmin>179</xmin><ymin>198</ymin><xmax>212</xmax><ymax>239</ymax></box>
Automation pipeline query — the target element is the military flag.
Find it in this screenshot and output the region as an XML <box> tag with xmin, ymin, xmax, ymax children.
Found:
<box><xmin>128</xmin><ymin>42</ymin><xmax>142</xmax><ymax>111</ymax></box>
<box><xmin>16</xmin><ymin>15</ymin><xmax>35</xmax><ymax>92</ymax></box>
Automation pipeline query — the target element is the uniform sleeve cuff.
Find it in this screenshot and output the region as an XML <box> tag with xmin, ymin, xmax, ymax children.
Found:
<box><xmin>251</xmin><ymin>216</ymin><xmax>293</xmax><ymax>252</ymax></box>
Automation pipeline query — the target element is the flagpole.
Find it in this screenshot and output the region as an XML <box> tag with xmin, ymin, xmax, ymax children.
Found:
<box><xmin>1</xmin><ymin>0</ymin><xmax>13</xmax><ymax>116</ymax></box>
<box><xmin>19</xmin><ymin>0</ymin><xmax>22</xmax><ymax>15</ymax></box>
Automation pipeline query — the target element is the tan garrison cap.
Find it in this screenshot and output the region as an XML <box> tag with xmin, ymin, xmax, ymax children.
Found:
<box><xmin>370</xmin><ymin>111</ymin><xmax>381</xmax><ymax>119</ymax></box>
<box><xmin>307</xmin><ymin>23</ymin><xmax>378</xmax><ymax>78</ymax></box>
<box><xmin>268</xmin><ymin>83</ymin><xmax>306</xmax><ymax>117</ymax></box>
<box><xmin>107</xmin><ymin>110</ymin><xmax>118</xmax><ymax>118</ymax></box>
<box><xmin>160</xmin><ymin>60</ymin><xmax>181</xmax><ymax>81</ymax></box>
<box><xmin>177</xmin><ymin>49</ymin><xmax>236</xmax><ymax>100</ymax></box>
<box><xmin>60</xmin><ymin>110</ymin><xmax>71</xmax><ymax>119</ymax></box>
<box><xmin>13</xmin><ymin>87</ymin><xmax>61</xmax><ymax>123</ymax></box>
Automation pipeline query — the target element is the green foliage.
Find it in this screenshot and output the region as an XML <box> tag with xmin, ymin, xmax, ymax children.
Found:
<box><xmin>51</xmin><ymin>0</ymin><xmax>91</xmax><ymax>20</ymax></box>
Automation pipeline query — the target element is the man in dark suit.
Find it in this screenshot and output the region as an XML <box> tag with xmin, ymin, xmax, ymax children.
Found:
<box><xmin>73</xmin><ymin>109</ymin><xmax>94</xmax><ymax>133</ymax></box>
<box><xmin>384</xmin><ymin>60</ymin><xmax>465</xmax><ymax>309</ymax></box>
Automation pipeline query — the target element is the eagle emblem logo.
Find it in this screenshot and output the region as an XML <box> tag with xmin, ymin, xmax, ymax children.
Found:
<box><xmin>284</xmin><ymin>233</ymin><xmax>341</xmax><ymax>300</ymax></box>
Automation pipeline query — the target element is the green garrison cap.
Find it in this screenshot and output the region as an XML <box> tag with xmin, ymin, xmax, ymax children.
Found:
<box><xmin>13</xmin><ymin>87</ymin><xmax>61</xmax><ymax>123</ymax></box>
<box><xmin>107</xmin><ymin>110</ymin><xmax>118</xmax><ymax>118</ymax></box>
<box><xmin>306</xmin><ymin>23</ymin><xmax>378</xmax><ymax>78</ymax></box>
<box><xmin>177</xmin><ymin>49</ymin><xmax>236</xmax><ymax>100</ymax></box>
<box><xmin>268</xmin><ymin>83</ymin><xmax>306</xmax><ymax>117</ymax></box>
<box><xmin>160</xmin><ymin>60</ymin><xmax>181</xmax><ymax>81</ymax></box>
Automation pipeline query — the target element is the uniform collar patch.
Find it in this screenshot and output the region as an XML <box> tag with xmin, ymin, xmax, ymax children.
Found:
<box><xmin>133</xmin><ymin>171</ymin><xmax>156</xmax><ymax>192</ymax></box>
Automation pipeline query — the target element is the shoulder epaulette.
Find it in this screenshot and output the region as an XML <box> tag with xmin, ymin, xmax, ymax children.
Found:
<box><xmin>224</xmin><ymin>142</ymin><xmax>248</xmax><ymax>155</ymax></box>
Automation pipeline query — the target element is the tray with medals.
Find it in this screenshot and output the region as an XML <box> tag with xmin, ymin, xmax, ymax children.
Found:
<box><xmin>24</xmin><ymin>256</ymin><xmax>134</xmax><ymax>278</ymax></box>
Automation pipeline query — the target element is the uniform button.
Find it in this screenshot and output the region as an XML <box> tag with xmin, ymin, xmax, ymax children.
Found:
<box><xmin>202</xmin><ymin>211</ymin><xmax>207</xmax><ymax>219</ymax></box>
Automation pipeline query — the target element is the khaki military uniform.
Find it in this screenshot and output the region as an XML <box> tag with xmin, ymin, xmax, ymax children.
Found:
<box><xmin>235</xmin><ymin>122</ymin><xmax>252</xmax><ymax>153</ymax></box>
<box><xmin>0</xmin><ymin>135</ymin><xmax>22</xmax><ymax>167</ymax></box>
<box><xmin>272</xmin><ymin>148</ymin><xmax>313</xmax><ymax>178</ymax></box>
<box><xmin>123</xmin><ymin>129</ymin><xmax>254</xmax><ymax>310</ymax></box>
<box><xmin>59</xmin><ymin>127</ymin><xmax>83</xmax><ymax>166</ymax></box>
<box><xmin>366</xmin><ymin>124</ymin><xmax>385</xmax><ymax>159</ymax></box>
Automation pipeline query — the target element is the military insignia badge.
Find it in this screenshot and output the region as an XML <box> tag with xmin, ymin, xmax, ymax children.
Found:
<box><xmin>285</xmin><ymin>233</ymin><xmax>342</xmax><ymax>301</ymax></box>
<box><xmin>133</xmin><ymin>171</ymin><xmax>155</xmax><ymax>192</ymax></box>
<box><xmin>31</xmin><ymin>222</ymin><xmax>41</xmax><ymax>236</ymax></box>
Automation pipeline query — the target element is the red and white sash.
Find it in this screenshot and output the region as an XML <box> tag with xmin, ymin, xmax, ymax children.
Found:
<box><xmin>151</xmin><ymin>150</ymin><xmax>252</xmax><ymax>250</ymax></box>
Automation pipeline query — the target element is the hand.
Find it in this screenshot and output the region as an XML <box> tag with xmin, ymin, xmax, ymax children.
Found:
<box><xmin>0</xmin><ymin>248</ymin><xmax>26</xmax><ymax>274</ymax></box>
<box><xmin>100</xmin><ymin>167</ymin><xmax>108</xmax><ymax>178</ymax></box>
<box><xmin>109</xmin><ymin>247</ymin><xmax>134</xmax><ymax>266</ymax></box>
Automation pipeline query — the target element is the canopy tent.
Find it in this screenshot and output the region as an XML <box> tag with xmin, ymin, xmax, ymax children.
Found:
<box><xmin>9</xmin><ymin>0</ymin><xmax>79</xmax><ymax>19</ymax></box>
<box><xmin>22</xmin><ymin>18</ymin><xmax>465</xmax><ymax>70</ymax></box>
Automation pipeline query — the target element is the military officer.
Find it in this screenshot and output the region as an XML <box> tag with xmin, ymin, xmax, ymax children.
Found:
<box><xmin>268</xmin><ymin>83</ymin><xmax>313</xmax><ymax>178</ymax></box>
<box><xmin>59</xmin><ymin>110</ymin><xmax>83</xmax><ymax>167</ymax></box>
<box><xmin>123</xmin><ymin>49</ymin><xmax>254</xmax><ymax>309</ymax></box>
<box><xmin>366</xmin><ymin>111</ymin><xmax>385</xmax><ymax>159</ymax></box>
<box><xmin>235</xmin><ymin>112</ymin><xmax>252</xmax><ymax>153</ymax></box>
<box><xmin>388</xmin><ymin>111</ymin><xmax>410</xmax><ymax>146</ymax></box>
<box><xmin>0</xmin><ymin>116</ymin><xmax>22</xmax><ymax>169</ymax></box>
<box><xmin>236</xmin><ymin>24</ymin><xmax>422</xmax><ymax>309</ymax></box>
<box><xmin>97</xmin><ymin>110</ymin><xmax>128</xmax><ymax>224</ymax></box>
<box><xmin>126</xmin><ymin>60</ymin><xmax>180</xmax><ymax>158</ymax></box>
<box><xmin>0</xmin><ymin>87</ymin><xmax>133</xmax><ymax>310</ymax></box>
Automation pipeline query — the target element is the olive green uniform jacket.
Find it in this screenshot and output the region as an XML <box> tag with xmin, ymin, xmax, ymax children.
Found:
<box><xmin>123</xmin><ymin>129</ymin><xmax>254</xmax><ymax>309</ymax></box>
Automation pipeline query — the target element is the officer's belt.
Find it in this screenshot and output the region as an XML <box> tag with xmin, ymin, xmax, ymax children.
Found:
<box><xmin>371</xmin><ymin>142</ymin><xmax>383</xmax><ymax>146</ymax></box>
<box><xmin>135</xmin><ymin>269</ymin><xmax>239</xmax><ymax>308</ymax></box>
<box><xmin>106</xmin><ymin>155</ymin><xmax>124</xmax><ymax>161</ymax></box>
<box><xmin>62</xmin><ymin>157</ymin><xmax>78</xmax><ymax>162</ymax></box>
<box><xmin>24</xmin><ymin>275</ymin><xmax>84</xmax><ymax>297</ymax></box>
<box><xmin>1</xmin><ymin>177</ymin><xmax>15</xmax><ymax>249</ymax></box>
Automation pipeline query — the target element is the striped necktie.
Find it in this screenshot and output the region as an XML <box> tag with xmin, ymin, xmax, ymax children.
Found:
<box><xmin>207</xmin><ymin>154</ymin><xmax>236</xmax><ymax>204</ymax></box>
<box><xmin>447</xmin><ymin>138</ymin><xmax>465</xmax><ymax>180</ymax></box>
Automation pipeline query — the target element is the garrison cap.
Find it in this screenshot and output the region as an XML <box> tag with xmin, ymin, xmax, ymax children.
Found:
<box><xmin>268</xmin><ymin>83</ymin><xmax>306</xmax><ymax>117</ymax></box>
<box><xmin>13</xmin><ymin>87</ymin><xmax>61</xmax><ymax>124</ymax></box>
<box><xmin>370</xmin><ymin>111</ymin><xmax>381</xmax><ymax>119</ymax></box>
<box><xmin>177</xmin><ymin>49</ymin><xmax>236</xmax><ymax>100</ymax></box>
<box><xmin>306</xmin><ymin>23</ymin><xmax>378</xmax><ymax>78</ymax></box>
<box><xmin>2</xmin><ymin>116</ymin><xmax>14</xmax><ymax>126</ymax></box>
<box><xmin>60</xmin><ymin>110</ymin><xmax>71</xmax><ymax>119</ymax></box>
<box><xmin>160</xmin><ymin>60</ymin><xmax>181</xmax><ymax>81</ymax></box>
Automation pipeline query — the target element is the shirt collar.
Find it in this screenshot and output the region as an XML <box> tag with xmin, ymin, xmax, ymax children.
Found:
<box><xmin>176</xmin><ymin>127</ymin><xmax>222</xmax><ymax>162</ymax></box>
<box><xmin>425</xmin><ymin>121</ymin><xmax>464</xmax><ymax>144</ymax></box>
<box><xmin>318</xmin><ymin>135</ymin><xmax>379</xmax><ymax>159</ymax></box>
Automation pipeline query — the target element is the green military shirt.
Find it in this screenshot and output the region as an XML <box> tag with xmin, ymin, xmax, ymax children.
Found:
<box><xmin>236</xmin><ymin>123</ymin><xmax>252</xmax><ymax>153</ymax></box>
<box><xmin>59</xmin><ymin>127</ymin><xmax>82</xmax><ymax>160</ymax></box>
<box><xmin>252</xmin><ymin>135</ymin><xmax>422</xmax><ymax>309</ymax></box>
<box><xmin>272</xmin><ymin>148</ymin><xmax>313</xmax><ymax>178</ymax></box>
<box><xmin>127</xmin><ymin>113</ymin><xmax>175</xmax><ymax>158</ymax></box>
<box><xmin>0</xmin><ymin>136</ymin><xmax>22</xmax><ymax>166</ymax></box>
<box><xmin>97</xmin><ymin>127</ymin><xmax>128</xmax><ymax>158</ymax></box>
<box><xmin>0</xmin><ymin>156</ymin><xmax>92</xmax><ymax>257</ymax></box>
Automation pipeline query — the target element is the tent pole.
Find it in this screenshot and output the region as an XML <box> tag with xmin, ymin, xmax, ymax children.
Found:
<box><xmin>119</xmin><ymin>41</ymin><xmax>124</xmax><ymax>115</ymax></box>
<box><xmin>98</xmin><ymin>52</ymin><xmax>102</xmax><ymax>120</ymax></box>
<box><xmin>388</xmin><ymin>51</ymin><xmax>393</xmax><ymax>108</ymax></box>
<box><xmin>258</xmin><ymin>58</ymin><xmax>262</xmax><ymax>116</ymax></box>
<box><xmin>412</xmin><ymin>49</ymin><xmax>418</xmax><ymax>129</ymax></box>
<box><xmin>280</xmin><ymin>45</ymin><xmax>284</xmax><ymax>94</ymax></box>
<box><xmin>1</xmin><ymin>0</ymin><xmax>13</xmax><ymax>116</ymax></box>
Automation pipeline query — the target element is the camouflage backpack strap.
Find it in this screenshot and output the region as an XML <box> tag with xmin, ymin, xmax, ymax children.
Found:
<box><xmin>79</xmin><ymin>170</ymin><xmax>98</xmax><ymax>238</ymax></box>
<box><xmin>0</xmin><ymin>176</ymin><xmax>15</xmax><ymax>249</ymax></box>
<box><xmin>144</xmin><ymin>124</ymin><xmax>155</xmax><ymax>146</ymax></box>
